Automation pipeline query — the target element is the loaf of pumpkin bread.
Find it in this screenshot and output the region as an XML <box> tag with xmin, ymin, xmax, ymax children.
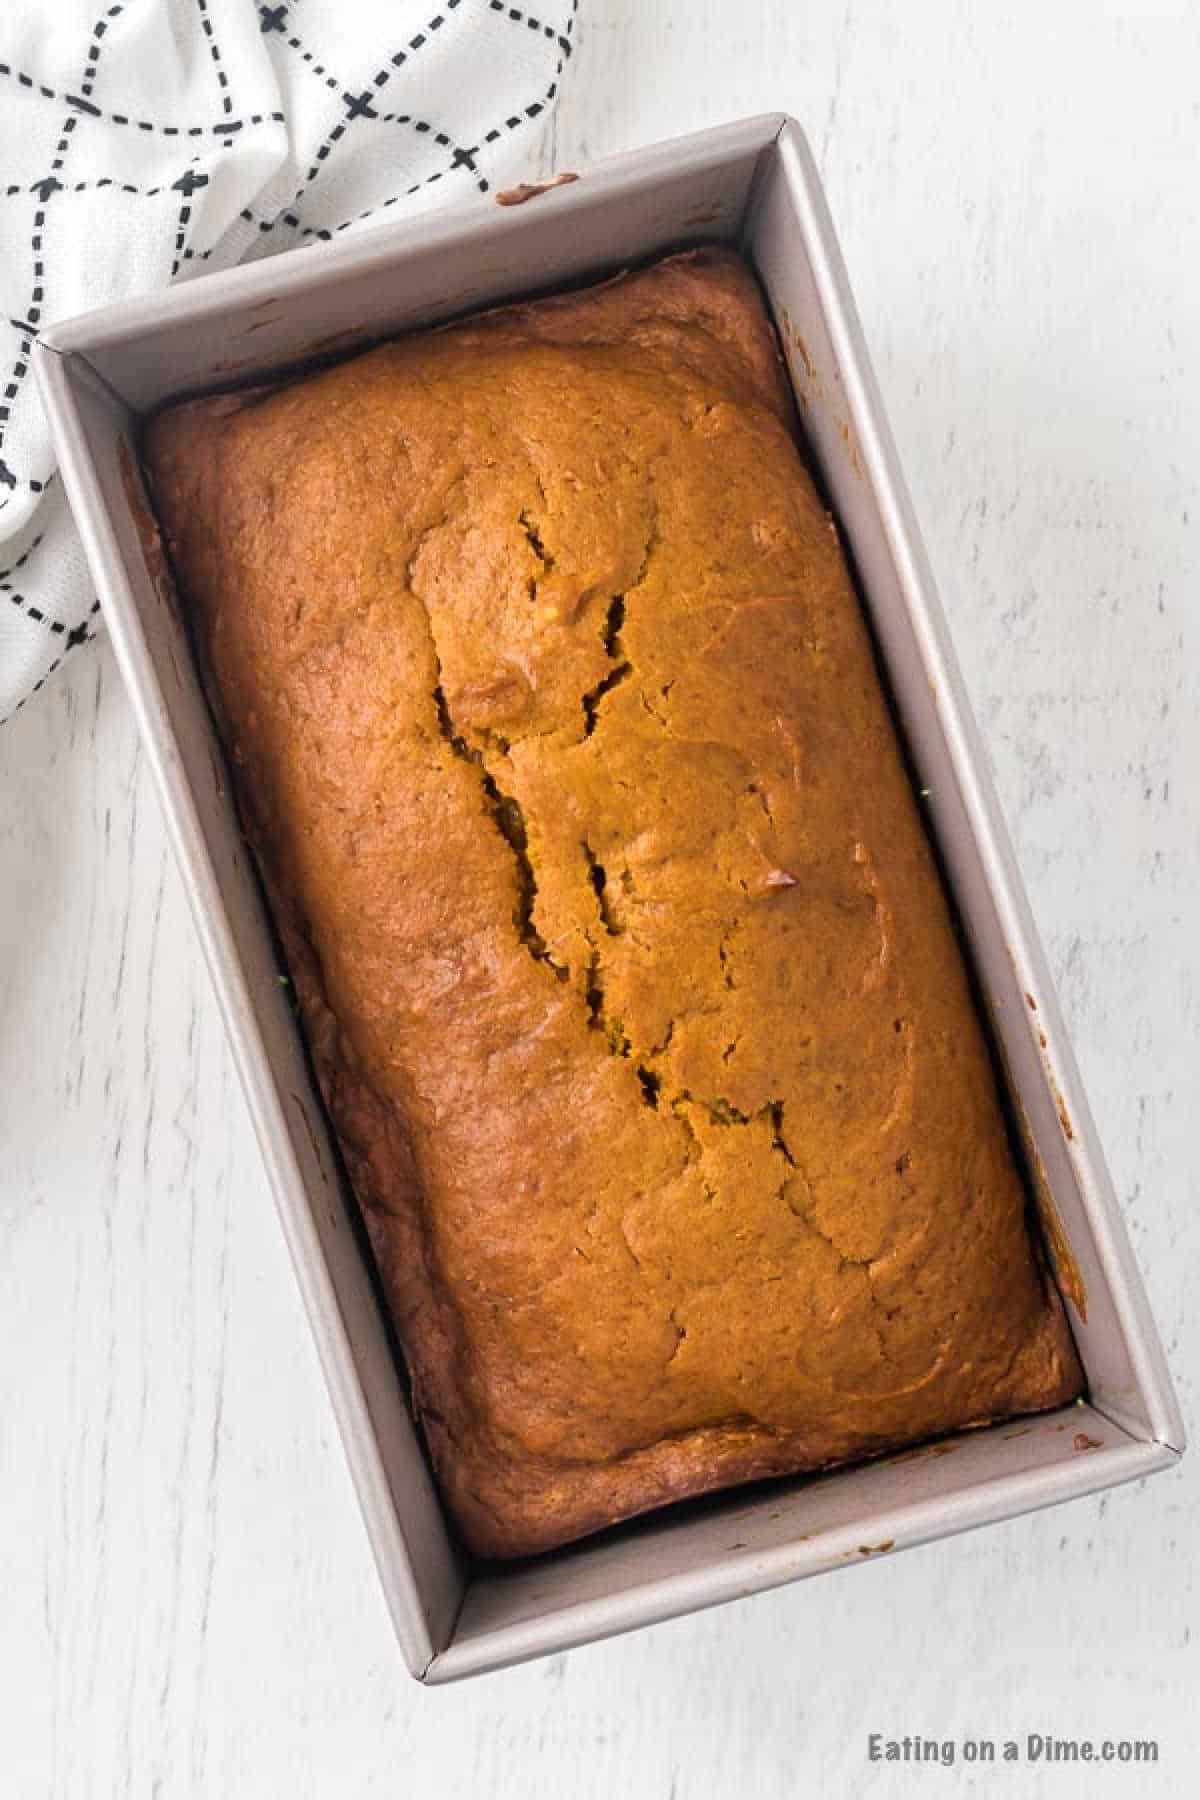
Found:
<box><xmin>142</xmin><ymin>248</ymin><xmax>1082</xmax><ymax>1558</ymax></box>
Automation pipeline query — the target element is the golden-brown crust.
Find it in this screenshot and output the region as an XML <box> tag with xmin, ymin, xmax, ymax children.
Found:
<box><xmin>142</xmin><ymin>248</ymin><xmax>1082</xmax><ymax>1559</ymax></box>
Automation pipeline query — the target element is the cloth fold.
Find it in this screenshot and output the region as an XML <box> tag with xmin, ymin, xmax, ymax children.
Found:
<box><xmin>0</xmin><ymin>0</ymin><xmax>578</xmax><ymax>723</ymax></box>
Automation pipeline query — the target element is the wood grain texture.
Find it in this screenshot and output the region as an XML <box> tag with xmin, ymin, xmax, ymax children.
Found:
<box><xmin>2</xmin><ymin>1</ymin><xmax>1198</xmax><ymax>1793</ymax></box>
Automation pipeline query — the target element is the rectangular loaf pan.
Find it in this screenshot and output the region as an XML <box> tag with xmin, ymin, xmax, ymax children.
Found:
<box><xmin>36</xmin><ymin>114</ymin><xmax>1184</xmax><ymax>1684</ymax></box>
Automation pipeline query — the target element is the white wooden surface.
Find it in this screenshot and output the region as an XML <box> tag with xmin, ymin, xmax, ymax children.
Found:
<box><xmin>2</xmin><ymin>2</ymin><xmax>1198</xmax><ymax>1793</ymax></box>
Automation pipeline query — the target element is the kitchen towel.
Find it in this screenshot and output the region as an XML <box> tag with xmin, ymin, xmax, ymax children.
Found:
<box><xmin>0</xmin><ymin>0</ymin><xmax>578</xmax><ymax>724</ymax></box>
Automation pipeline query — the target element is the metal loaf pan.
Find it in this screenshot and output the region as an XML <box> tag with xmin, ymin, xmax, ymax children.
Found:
<box><xmin>36</xmin><ymin>114</ymin><xmax>1183</xmax><ymax>1684</ymax></box>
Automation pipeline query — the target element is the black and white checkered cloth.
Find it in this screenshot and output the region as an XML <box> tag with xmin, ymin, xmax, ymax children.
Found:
<box><xmin>0</xmin><ymin>0</ymin><xmax>579</xmax><ymax>724</ymax></box>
